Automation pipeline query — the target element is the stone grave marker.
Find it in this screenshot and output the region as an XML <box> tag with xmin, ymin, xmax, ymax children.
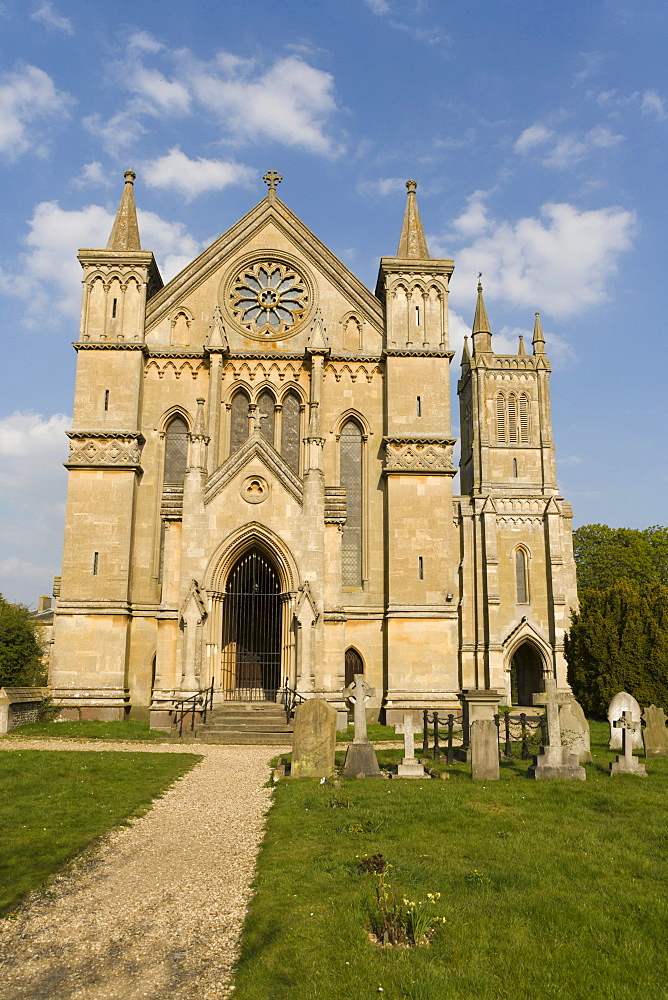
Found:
<box><xmin>608</xmin><ymin>692</ymin><xmax>642</xmax><ymax>749</ymax></box>
<box><xmin>642</xmin><ymin>705</ymin><xmax>668</xmax><ymax>757</ymax></box>
<box><xmin>559</xmin><ymin>697</ymin><xmax>592</xmax><ymax>763</ymax></box>
<box><xmin>528</xmin><ymin>678</ymin><xmax>586</xmax><ymax>780</ymax></box>
<box><xmin>291</xmin><ymin>697</ymin><xmax>337</xmax><ymax>779</ymax></box>
<box><xmin>395</xmin><ymin>713</ymin><xmax>429</xmax><ymax>778</ymax></box>
<box><xmin>342</xmin><ymin>675</ymin><xmax>382</xmax><ymax>778</ymax></box>
<box><xmin>609</xmin><ymin>711</ymin><xmax>647</xmax><ymax>777</ymax></box>
<box><xmin>470</xmin><ymin>718</ymin><xmax>500</xmax><ymax>781</ymax></box>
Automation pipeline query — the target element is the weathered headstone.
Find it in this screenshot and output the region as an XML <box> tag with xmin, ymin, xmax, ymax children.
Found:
<box><xmin>609</xmin><ymin>711</ymin><xmax>647</xmax><ymax>777</ymax></box>
<box><xmin>342</xmin><ymin>675</ymin><xmax>382</xmax><ymax>778</ymax></box>
<box><xmin>528</xmin><ymin>679</ymin><xmax>586</xmax><ymax>780</ymax></box>
<box><xmin>291</xmin><ymin>697</ymin><xmax>337</xmax><ymax>778</ymax></box>
<box><xmin>395</xmin><ymin>713</ymin><xmax>429</xmax><ymax>778</ymax></box>
<box><xmin>607</xmin><ymin>692</ymin><xmax>642</xmax><ymax>749</ymax></box>
<box><xmin>470</xmin><ymin>718</ymin><xmax>500</xmax><ymax>780</ymax></box>
<box><xmin>642</xmin><ymin>705</ymin><xmax>668</xmax><ymax>757</ymax></box>
<box><xmin>559</xmin><ymin>697</ymin><xmax>592</xmax><ymax>763</ymax></box>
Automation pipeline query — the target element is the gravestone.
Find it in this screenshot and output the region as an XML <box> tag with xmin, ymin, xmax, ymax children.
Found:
<box><xmin>528</xmin><ymin>679</ymin><xmax>586</xmax><ymax>780</ymax></box>
<box><xmin>470</xmin><ymin>718</ymin><xmax>500</xmax><ymax>781</ymax></box>
<box><xmin>608</xmin><ymin>692</ymin><xmax>642</xmax><ymax>749</ymax></box>
<box><xmin>291</xmin><ymin>698</ymin><xmax>337</xmax><ymax>778</ymax></box>
<box><xmin>342</xmin><ymin>675</ymin><xmax>382</xmax><ymax>778</ymax></box>
<box><xmin>642</xmin><ymin>705</ymin><xmax>668</xmax><ymax>757</ymax></box>
<box><xmin>395</xmin><ymin>714</ymin><xmax>429</xmax><ymax>778</ymax></box>
<box><xmin>559</xmin><ymin>697</ymin><xmax>592</xmax><ymax>763</ymax></box>
<box><xmin>609</xmin><ymin>711</ymin><xmax>647</xmax><ymax>777</ymax></box>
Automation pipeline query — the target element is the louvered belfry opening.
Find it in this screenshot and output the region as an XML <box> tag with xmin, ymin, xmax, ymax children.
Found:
<box><xmin>221</xmin><ymin>548</ymin><xmax>282</xmax><ymax>701</ymax></box>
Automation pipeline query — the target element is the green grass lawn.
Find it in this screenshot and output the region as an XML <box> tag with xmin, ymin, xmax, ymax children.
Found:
<box><xmin>4</xmin><ymin>719</ymin><xmax>166</xmax><ymax>741</ymax></box>
<box><xmin>234</xmin><ymin>721</ymin><xmax>668</xmax><ymax>1000</ymax></box>
<box><xmin>0</xmin><ymin>749</ymin><xmax>199</xmax><ymax>913</ymax></box>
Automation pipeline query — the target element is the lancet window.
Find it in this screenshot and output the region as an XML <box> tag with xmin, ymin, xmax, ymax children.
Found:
<box><xmin>230</xmin><ymin>389</ymin><xmax>250</xmax><ymax>454</ymax></box>
<box><xmin>340</xmin><ymin>419</ymin><xmax>363</xmax><ymax>587</ymax></box>
<box><xmin>257</xmin><ymin>390</ymin><xmax>275</xmax><ymax>446</ymax></box>
<box><xmin>281</xmin><ymin>390</ymin><xmax>301</xmax><ymax>474</ymax></box>
<box><xmin>515</xmin><ymin>547</ymin><xmax>529</xmax><ymax>604</ymax></box>
<box><xmin>164</xmin><ymin>415</ymin><xmax>189</xmax><ymax>484</ymax></box>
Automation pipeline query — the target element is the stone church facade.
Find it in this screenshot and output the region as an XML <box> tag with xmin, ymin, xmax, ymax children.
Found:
<box><xmin>49</xmin><ymin>171</ymin><xmax>578</xmax><ymax>725</ymax></box>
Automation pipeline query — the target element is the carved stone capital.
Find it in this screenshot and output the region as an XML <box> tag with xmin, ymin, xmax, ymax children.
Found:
<box><xmin>382</xmin><ymin>436</ymin><xmax>456</xmax><ymax>475</ymax></box>
<box><xmin>65</xmin><ymin>431</ymin><xmax>144</xmax><ymax>469</ymax></box>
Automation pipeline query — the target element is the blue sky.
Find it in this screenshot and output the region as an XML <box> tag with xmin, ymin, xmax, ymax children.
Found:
<box><xmin>0</xmin><ymin>0</ymin><xmax>666</xmax><ymax>605</ymax></box>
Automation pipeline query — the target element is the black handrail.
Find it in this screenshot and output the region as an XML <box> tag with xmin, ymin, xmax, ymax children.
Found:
<box><xmin>171</xmin><ymin>679</ymin><xmax>215</xmax><ymax>737</ymax></box>
<box><xmin>282</xmin><ymin>678</ymin><xmax>305</xmax><ymax>724</ymax></box>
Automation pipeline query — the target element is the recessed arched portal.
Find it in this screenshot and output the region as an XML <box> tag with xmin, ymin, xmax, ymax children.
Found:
<box><xmin>344</xmin><ymin>647</ymin><xmax>364</xmax><ymax>688</ymax></box>
<box><xmin>510</xmin><ymin>641</ymin><xmax>544</xmax><ymax>707</ymax></box>
<box><xmin>221</xmin><ymin>548</ymin><xmax>282</xmax><ymax>700</ymax></box>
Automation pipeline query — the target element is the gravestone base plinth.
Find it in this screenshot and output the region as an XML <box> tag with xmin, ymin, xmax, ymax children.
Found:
<box><xmin>529</xmin><ymin>744</ymin><xmax>586</xmax><ymax>780</ymax></box>
<box><xmin>343</xmin><ymin>741</ymin><xmax>382</xmax><ymax>778</ymax></box>
<box><xmin>609</xmin><ymin>756</ymin><xmax>647</xmax><ymax>777</ymax></box>
<box><xmin>397</xmin><ymin>757</ymin><xmax>429</xmax><ymax>778</ymax></box>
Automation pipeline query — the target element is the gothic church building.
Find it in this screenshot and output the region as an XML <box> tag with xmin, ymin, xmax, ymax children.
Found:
<box><xmin>50</xmin><ymin>172</ymin><xmax>578</xmax><ymax>725</ymax></box>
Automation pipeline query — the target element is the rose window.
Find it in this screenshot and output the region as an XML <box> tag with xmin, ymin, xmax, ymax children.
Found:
<box><xmin>230</xmin><ymin>262</ymin><xmax>308</xmax><ymax>337</ymax></box>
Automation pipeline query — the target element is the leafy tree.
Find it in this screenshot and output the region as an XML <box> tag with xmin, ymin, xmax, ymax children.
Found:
<box><xmin>566</xmin><ymin>580</ymin><xmax>668</xmax><ymax>716</ymax></box>
<box><xmin>0</xmin><ymin>594</ymin><xmax>46</xmax><ymax>687</ymax></box>
<box><xmin>573</xmin><ymin>523</ymin><xmax>668</xmax><ymax>594</ymax></box>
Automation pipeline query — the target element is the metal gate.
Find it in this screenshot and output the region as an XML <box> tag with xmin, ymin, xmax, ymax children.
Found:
<box><xmin>221</xmin><ymin>548</ymin><xmax>282</xmax><ymax>701</ymax></box>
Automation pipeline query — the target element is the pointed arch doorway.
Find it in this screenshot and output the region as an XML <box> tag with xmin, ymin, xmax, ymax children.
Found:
<box><xmin>221</xmin><ymin>548</ymin><xmax>282</xmax><ymax>700</ymax></box>
<box><xmin>510</xmin><ymin>641</ymin><xmax>544</xmax><ymax>707</ymax></box>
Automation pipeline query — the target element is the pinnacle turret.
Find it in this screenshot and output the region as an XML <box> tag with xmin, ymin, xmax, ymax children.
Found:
<box><xmin>397</xmin><ymin>180</ymin><xmax>429</xmax><ymax>259</ymax></box>
<box><xmin>532</xmin><ymin>311</ymin><xmax>546</xmax><ymax>354</ymax></box>
<box><xmin>471</xmin><ymin>279</ymin><xmax>492</xmax><ymax>354</ymax></box>
<box><xmin>106</xmin><ymin>170</ymin><xmax>141</xmax><ymax>251</ymax></box>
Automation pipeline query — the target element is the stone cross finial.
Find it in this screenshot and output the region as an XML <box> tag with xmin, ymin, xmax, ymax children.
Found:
<box><xmin>263</xmin><ymin>170</ymin><xmax>282</xmax><ymax>191</ymax></box>
<box><xmin>343</xmin><ymin>674</ymin><xmax>374</xmax><ymax>744</ymax></box>
<box><xmin>532</xmin><ymin>678</ymin><xmax>571</xmax><ymax>748</ymax></box>
<box><xmin>615</xmin><ymin>711</ymin><xmax>640</xmax><ymax>764</ymax></box>
<box><xmin>395</xmin><ymin>713</ymin><xmax>418</xmax><ymax>760</ymax></box>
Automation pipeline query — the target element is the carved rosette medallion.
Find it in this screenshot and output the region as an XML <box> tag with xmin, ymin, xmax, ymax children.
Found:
<box><xmin>221</xmin><ymin>252</ymin><xmax>315</xmax><ymax>342</ymax></box>
<box><xmin>66</xmin><ymin>432</ymin><xmax>144</xmax><ymax>469</ymax></box>
<box><xmin>383</xmin><ymin>437</ymin><xmax>455</xmax><ymax>475</ymax></box>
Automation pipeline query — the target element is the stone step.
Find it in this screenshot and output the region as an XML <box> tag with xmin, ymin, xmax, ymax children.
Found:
<box><xmin>202</xmin><ymin>725</ymin><xmax>293</xmax><ymax>735</ymax></box>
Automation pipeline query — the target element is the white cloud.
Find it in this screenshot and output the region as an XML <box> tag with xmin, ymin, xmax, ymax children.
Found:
<box><xmin>30</xmin><ymin>2</ymin><xmax>73</xmax><ymax>35</ymax></box>
<box><xmin>0</xmin><ymin>200</ymin><xmax>204</xmax><ymax>326</ymax></box>
<box><xmin>433</xmin><ymin>198</ymin><xmax>636</xmax><ymax>319</ymax></box>
<box><xmin>0</xmin><ymin>411</ymin><xmax>70</xmax><ymax>604</ymax></box>
<box><xmin>366</xmin><ymin>0</ymin><xmax>391</xmax><ymax>13</ymax></box>
<box><xmin>448</xmin><ymin>189</ymin><xmax>492</xmax><ymax>238</ymax></box>
<box><xmin>190</xmin><ymin>54</ymin><xmax>342</xmax><ymax>155</ymax></box>
<box><xmin>143</xmin><ymin>146</ymin><xmax>255</xmax><ymax>200</ymax></box>
<box><xmin>640</xmin><ymin>89</ymin><xmax>667</xmax><ymax>121</ymax></box>
<box><xmin>514</xmin><ymin>123</ymin><xmax>623</xmax><ymax>168</ymax></box>
<box><xmin>87</xmin><ymin>38</ymin><xmax>344</xmax><ymax>157</ymax></box>
<box><xmin>357</xmin><ymin>177</ymin><xmax>406</xmax><ymax>197</ymax></box>
<box><xmin>74</xmin><ymin>161</ymin><xmax>108</xmax><ymax>188</ymax></box>
<box><xmin>0</xmin><ymin>64</ymin><xmax>72</xmax><ymax>159</ymax></box>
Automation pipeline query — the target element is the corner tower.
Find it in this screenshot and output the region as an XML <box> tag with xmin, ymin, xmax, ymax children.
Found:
<box><xmin>51</xmin><ymin>172</ymin><xmax>163</xmax><ymax>719</ymax></box>
<box><xmin>377</xmin><ymin>182</ymin><xmax>459</xmax><ymax>721</ymax></box>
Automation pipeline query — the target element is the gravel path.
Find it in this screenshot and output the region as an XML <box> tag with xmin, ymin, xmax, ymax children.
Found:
<box><xmin>0</xmin><ymin>740</ymin><xmax>287</xmax><ymax>1000</ymax></box>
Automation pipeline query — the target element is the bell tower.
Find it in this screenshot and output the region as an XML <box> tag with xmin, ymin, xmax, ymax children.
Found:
<box><xmin>51</xmin><ymin>171</ymin><xmax>163</xmax><ymax>719</ymax></box>
<box><xmin>377</xmin><ymin>181</ymin><xmax>460</xmax><ymax>721</ymax></box>
<box><xmin>457</xmin><ymin>288</ymin><xmax>577</xmax><ymax>701</ymax></box>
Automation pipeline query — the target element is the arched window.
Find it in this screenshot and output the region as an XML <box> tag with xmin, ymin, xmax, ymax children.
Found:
<box><xmin>281</xmin><ymin>390</ymin><xmax>301</xmax><ymax>474</ymax></box>
<box><xmin>515</xmin><ymin>547</ymin><xmax>529</xmax><ymax>604</ymax></box>
<box><xmin>508</xmin><ymin>393</ymin><xmax>518</xmax><ymax>443</ymax></box>
<box><xmin>496</xmin><ymin>393</ymin><xmax>506</xmax><ymax>443</ymax></box>
<box><xmin>345</xmin><ymin>647</ymin><xmax>364</xmax><ymax>687</ymax></box>
<box><xmin>519</xmin><ymin>393</ymin><xmax>530</xmax><ymax>443</ymax></box>
<box><xmin>257</xmin><ymin>390</ymin><xmax>275</xmax><ymax>446</ymax></box>
<box><xmin>340</xmin><ymin>420</ymin><xmax>363</xmax><ymax>586</ymax></box>
<box><xmin>229</xmin><ymin>390</ymin><xmax>250</xmax><ymax>454</ymax></box>
<box><xmin>164</xmin><ymin>415</ymin><xmax>189</xmax><ymax>484</ymax></box>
